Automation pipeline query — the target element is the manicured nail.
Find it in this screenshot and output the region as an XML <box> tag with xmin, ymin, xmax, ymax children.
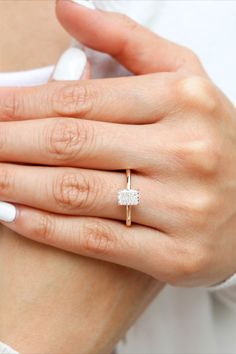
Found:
<box><xmin>53</xmin><ymin>47</ymin><xmax>87</xmax><ymax>81</ymax></box>
<box><xmin>0</xmin><ymin>201</ymin><xmax>16</xmax><ymax>223</ymax></box>
<box><xmin>71</xmin><ymin>0</ymin><xmax>96</xmax><ymax>10</ymax></box>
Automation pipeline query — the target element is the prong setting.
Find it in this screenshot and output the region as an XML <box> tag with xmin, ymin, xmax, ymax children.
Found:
<box><xmin>118</xmin><ymin>189</ymin><xmax>140</xmax><ymax>206</ymax></box>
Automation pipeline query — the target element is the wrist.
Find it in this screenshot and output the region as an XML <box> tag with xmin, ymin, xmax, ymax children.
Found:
<box><xmin>0</xmin><ymin>227</ymin><xmax>162</xmax><ymax>354</ymax></box>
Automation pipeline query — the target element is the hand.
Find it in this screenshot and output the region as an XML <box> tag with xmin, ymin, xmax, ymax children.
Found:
<box><xmin>0</xmin><ymin>7</ymin><xmax>161</xmax><ymax>353</ymax></box>
<box><xmin>0</xmin><ymin>1</ymin><xmax>236</xmax><ymax>288</ymax></box>
<box><xmin>0</xmin><ymin>227</ymin><xmax>159</xmax><ymax>354</ymax></box>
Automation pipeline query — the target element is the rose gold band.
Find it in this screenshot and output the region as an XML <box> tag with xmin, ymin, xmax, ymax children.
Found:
<box><xmin>118</xmin><ymin>169</ymin><xmax>139</xmax><ymax>227</ymax></box>
<box><xmin>126</xmin><ymin>169</ymin><xmax>132</xmax><ymax>227</ymax></box>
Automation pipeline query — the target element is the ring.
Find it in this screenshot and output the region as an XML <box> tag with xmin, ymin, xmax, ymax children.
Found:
<box><xmin>118</xmin><ymin>169</ymin><xmax>140</xmax><ymax>227</ymax></box>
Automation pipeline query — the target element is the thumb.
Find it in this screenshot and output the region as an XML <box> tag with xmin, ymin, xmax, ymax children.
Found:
<box><xmin>56</xmin><ymin>0</ymin><xmax>206</xmax><ymax>76</ymax></box>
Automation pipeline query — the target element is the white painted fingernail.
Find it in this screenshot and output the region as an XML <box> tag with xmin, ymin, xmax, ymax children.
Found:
<box><xmin>71</xmin><ymin>0</ymin><xmax>96</xmax><ymax>10</ymax></box>
<box><xmin>53</xmin><ymin>47</ymin><xmax>87</xmax><ymax>81</ymax></box>
<box><xmin>0</xmin><ymin>201</ymin><xmax>16</xmax><ymax>223</ymax></box>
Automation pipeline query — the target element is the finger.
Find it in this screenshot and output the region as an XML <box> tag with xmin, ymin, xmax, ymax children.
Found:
<box><xmin>56</xmin><ymin>0</ymin><xmax>206</xmax><ymax>76</ymax></box>
<box><xmin>0</xmin><ymin>163</ymin><xmax>170</xmax><ymax>230</ymax></box>
<box><xmin>0</xmin><ymin>118</ymin><xmax>153</xmax><ymax>169</ymax></box>
<box><xmin>1</xmin><ymin>204</ymin><xmax>172</xmax><ymax>281</ymax></box>
<box><xmin>0</xmin><ymin>43</ymin><xmax>91</xmax><ymax>122</ymax></box>
<box><xmin>0</xmin><ymin>73</ymin><xmax>177</xmax><ymax>123</ymax></box>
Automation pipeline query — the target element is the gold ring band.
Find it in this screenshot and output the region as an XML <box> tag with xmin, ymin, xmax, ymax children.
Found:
<box><xmin>118</xmin><ymin>169</ymin><xmax>140</xmax><ymax>227</ymax></box>
<box><xmin>126</xmin><ymin>169</ymin><xmax>132</xmax><ymax>227</ymax></box>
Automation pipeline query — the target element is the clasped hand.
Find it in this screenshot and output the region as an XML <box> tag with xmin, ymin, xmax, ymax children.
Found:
<box><xmin>0</xmin><ymin>2</ymin><xmax>236</xmax><ymax>287</ymax></box>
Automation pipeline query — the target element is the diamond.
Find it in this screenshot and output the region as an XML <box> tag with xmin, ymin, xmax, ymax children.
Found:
<box><xmin>118</xmin><ymin>189</ymin><xmax>140</xmax><ymax>206</ymax></box>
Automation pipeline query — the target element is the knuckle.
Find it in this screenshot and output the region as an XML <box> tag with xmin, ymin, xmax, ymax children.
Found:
<box><xmin>195</xmin><ymin>140</ymin><xmax>221</xmax><ymax>177</ymax></box>
<box><xmin>45</xmin><ymin>118</ymin><xmax>91</xmax><ymax>162</ymax></box>
<box><xmin>33</xmin><ymin>213</ymin><xmax>55</xmax><ymax>242</ymax></box>
<box><xmin>176</xmin><ymin>76</ymin><xmax>219</xmax><ymax>114</ymax></box>
<box><xmin>191</xmin><ymin>192</ymin><xmax>218</xmax><ymax>217</ymax></box>
<box><xmin>119</xmin><ymin>13</ymin><xmax>140</xmax><ymax>31</ymax></box>
<box><xmin>0</xmin><ymin>126</ymin><xmax>7</xmax><ymax>153</ymax></box>
<box><xmin>176</xmin><ymin>135</ymin><xmax>221</xmax><ymax>177</ymax></box>
<box><xmin>0</xmin><ymin>166</ymin><xmax>13</xmax><ymax>194</ymax></box>
<box><xmin>195</xmin><ymin>138</ymin><xmax>221</xmax><ymax>176</ymax></box>
<box><xmin>52</xmin><ymin>171</ymin><xmax>97</xmax><ymax>211</ymax></box>
<box><xmin>182</xmin><ymin>192</ymin><xmax>219</xmax><ymax>231</ymax></box>
<box><xmin>113</xmin><ymin>14</ymin><xmax>141</xmax><ymax>60</ymax></box>
<box><xmin>168</xmin><ymin>244</ymin><xmax>209</xmax><ymax>286</ymax></box>
<box><xmin>183</xmin><ymin>48</ymin><xmax>202</xmax><ymax>68</ymax></box>
<box><xmin>81</xmin><ymin>220</ymin><xmax>116</xmax><ymax>256</ymax></box>
<box><xmin>51</xmin><ymin>83</ymin><xmax>94</xmax><ymax>118</ymax></box>
<box><xmin>0</xmin><ymin>89</ymin><xmax>21</xmax><ymax>121</ymax></box>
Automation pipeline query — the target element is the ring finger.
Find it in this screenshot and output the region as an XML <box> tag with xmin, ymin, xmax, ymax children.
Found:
<box><xmin>0</xmin><ymin>163</ymin><xmax>170</xmax><ymax>230</ymax></box>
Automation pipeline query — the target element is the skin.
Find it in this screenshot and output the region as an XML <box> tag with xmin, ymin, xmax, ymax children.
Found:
<box><xmin>0</xmin><ymin>226</ymin><xmax>158</xmax><ymax>353</ymax></box>
<box><xmin>0</xmin><ymin>2</ymin><xmax>162</xmax><ymax>353</ymax></box>
<box><xmin>1</xmin><ymin>1</ymin><xmax>236</xmax><ymax>290</ymax></box>
<box><xmin>0</xmin><ymin>0</ymin><xmax>70</xmax><ymax>71</ymax></box>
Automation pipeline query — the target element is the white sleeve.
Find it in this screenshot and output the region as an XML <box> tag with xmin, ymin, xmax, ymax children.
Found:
<box><xmin>0</xmin><ymin>342</ymin><xmax>19</xmax><ymax>354</ymax></box>
<box><xmin>209</xmin><ymin>272</ymin><xmax>236</xmax><ymax>291</ymax></box>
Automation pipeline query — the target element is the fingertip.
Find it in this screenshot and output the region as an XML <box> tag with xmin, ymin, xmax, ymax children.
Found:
<box><xmin>0</xmin><ymin>201</ymin><xmax>17</xmax><ymax>223</ymax></box>
<box><xmin>0</xmin><ymin>205</ymin><xmax>49</xmax><ymax>245</ymax></box>
<box><xmin>56</xmin><ymin>0</ymin><xmax>97</xmax><ymax>30</ymax></box>
<box><xmin>55</xmin><ymin>0</ymin><xmax>115</xmax><ymax>54</ymax></box>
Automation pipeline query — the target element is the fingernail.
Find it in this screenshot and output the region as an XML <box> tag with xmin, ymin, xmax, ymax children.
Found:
<box><xmin>0</xmin><ymin>201</ymin><xmax>16</xmax><ymax>223</ymax></box>
<box><xmin>71</xmin><ymin>0</ymin><xmax>96</xmax><ymax>10</ymax></box>
<box><xmin>53</xmin><ymin>47</ymin><xmax>87</xmax><ymax>81</ymax></box>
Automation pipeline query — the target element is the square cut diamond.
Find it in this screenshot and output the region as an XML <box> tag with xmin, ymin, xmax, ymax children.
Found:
<box><xmin>118</xmin><ymin>189</ymin><xmax>140</xmax><ymax>206</ymax></box>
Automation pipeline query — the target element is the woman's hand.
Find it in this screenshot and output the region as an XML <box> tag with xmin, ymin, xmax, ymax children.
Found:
<box><xmin>0</xmin><ymin>1</ymin><xmax>236</xmax><ymax>288</ymax></box>
<box><xmin>0</xmin><ymin>5</ymin><xmax>163</xmax><ymax>352</ymax></box>
<box><xmin>0</xmin><ymin>226</ymin><xmax>160</xmax><ymax>354</ymax></box>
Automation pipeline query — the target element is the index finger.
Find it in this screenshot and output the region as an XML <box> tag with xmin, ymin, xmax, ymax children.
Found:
<box><xmin>0</xmin><ymin>73</ymin><xmax>179</xmax><ymax>124</ymax></box>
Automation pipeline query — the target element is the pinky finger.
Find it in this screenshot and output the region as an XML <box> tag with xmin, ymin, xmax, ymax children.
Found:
<box><xmin>0</xmin><ymin>203</ymin><xmax>171</xmax><ymax>281</ymax></box>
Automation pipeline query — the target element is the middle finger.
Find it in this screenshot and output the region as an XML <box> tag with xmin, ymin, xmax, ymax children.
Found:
<box><xmin>0</xmin><ymin>118</ymin><xmax>151</xmax><ymax>170</ymax></box>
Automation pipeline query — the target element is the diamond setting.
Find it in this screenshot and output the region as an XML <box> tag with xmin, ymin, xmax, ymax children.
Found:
<box><xmin>118</xmin><ymin>189</ymin><xmax>140</xmax><ymax>206</ymax></box>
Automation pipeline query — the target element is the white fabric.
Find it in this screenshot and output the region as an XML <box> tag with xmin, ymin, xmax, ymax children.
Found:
<box><xmin>210</xmin><ymin>273</ymin><xmax>236</xmax><ymax>291</ymax></box>
<box><xmin>0</xmin><ymin>1</ymin><xmax>236</xmax><ymax>354</ymax></box>
<box><xmin>0</xmin><ymin>66</ymin><xmax>54</xmax><ymax>87</ymax></box>
<box><xmin>0</xmin><ymin>342</ymin><xmax>19</xmax><ymax>354</ymax></box>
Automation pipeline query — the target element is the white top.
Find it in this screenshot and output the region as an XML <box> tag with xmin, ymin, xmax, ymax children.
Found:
<box><xmin>0</xmin><ymin>66</ymin><xmax>54</xmax><ymax>87</ymax></box>
<box><xmin>0</xmin><ymin>1</ymin><xmax>236</xmax><ymax>354</ymax></box>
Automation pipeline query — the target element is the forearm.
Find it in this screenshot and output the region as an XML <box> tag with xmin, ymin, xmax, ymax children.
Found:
<box><xmin>0</xmin><ymin>226</ymin><xmax>162</xmax><ymax>354</ymax></box>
